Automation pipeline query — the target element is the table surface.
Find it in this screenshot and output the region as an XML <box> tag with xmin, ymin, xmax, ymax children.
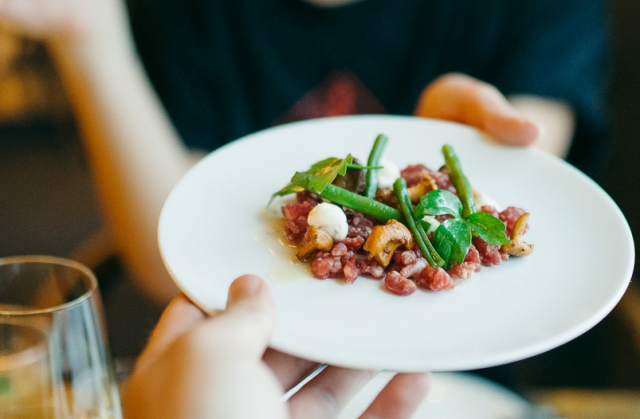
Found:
<box><xmin>531</xmin><ymin>389</ymin><xmax>640</xmax><ymax>419</ymax></box>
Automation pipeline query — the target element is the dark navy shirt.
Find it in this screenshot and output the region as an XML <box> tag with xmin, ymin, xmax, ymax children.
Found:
<box><xmin>129</xmin><ymin>0</ymin><xmax>610</xmax><ymax>179</ymax></box>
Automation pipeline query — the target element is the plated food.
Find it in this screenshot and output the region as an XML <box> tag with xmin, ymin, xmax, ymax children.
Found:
<box><xmin>270</xmin><ymin>136</ymin><xmax>534</xmax><ymax>296</ymax></box>
<box><xmin>158</xmin><ymin>115</ymin><xmax>633</xmax><ymax>371</ymax></box>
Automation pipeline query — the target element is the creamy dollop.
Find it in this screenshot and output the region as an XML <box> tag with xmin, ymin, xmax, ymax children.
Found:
<box><xmin>307</xmin><ymin>203</ymin><xmax>349</xmax><ymax>241</ymax></box>
<box><xmin>377</xmin><ymin>158</ymin><xmax>401</xmax><ymax>189</ymax></box>
<box><xmin>422</xmin><ymin>215</ymin><xmax>441</xmax><ymax>235</ymax></box>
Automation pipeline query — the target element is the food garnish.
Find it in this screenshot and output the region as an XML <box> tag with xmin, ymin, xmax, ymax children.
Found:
<box><xmin>270</xmin><ymin>135</ymin><xmax>534</xmax><ymax>295</ymax></box>
<box><xmin>414</xmin><ymin>188</ymin><xmax>510</xmax><ymax>269</ymax></box>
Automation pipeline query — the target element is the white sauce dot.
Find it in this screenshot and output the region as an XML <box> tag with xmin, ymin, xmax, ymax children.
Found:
<box><xmin>307</xmin><ymin>203</ymin><xmax>349</xmax><ymax>241</ymax></box>
<box><xmin>377</xmin><ymin>158</ymin><xmax>401</xmax><ymax>189</ymax></box>
<box><xmin>422</xmin><ymin>215</ymin><xmax>441</xmax><ymax>235</ymax></box>
<box><xmin>475</xmin><ymin>192</ymin><xmax>502</xmax><ymax>211</ymax></box>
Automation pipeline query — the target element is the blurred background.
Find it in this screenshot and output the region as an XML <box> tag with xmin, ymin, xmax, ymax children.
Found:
<box><xmin>1</xmin><ymin>1</ymin><xmax>639</xmax><ymax>417</ymax></box>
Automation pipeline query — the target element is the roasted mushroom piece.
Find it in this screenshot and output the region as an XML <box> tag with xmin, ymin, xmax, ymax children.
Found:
<box><xmin>363</xmin><ymin>219</ymin><xmax>414</xmax><ymax>267</ymax></box>
<box><xmin>408</xmin><ymin>173</ymin><xmax>438</xmax><ymax>203</ymax></box>
<box><xmin>332</xmin><ymin>158</ymin><xmax>367</xmax><ymax>194</ymax></box>
<box><xmin>501</xmin><ymin>213</ymin><xmax>534</xmax><ymax>257</ymax></box>
<box><xmin>375</xmin><ymin>173</ymin><xmax>438</xmax><ymax>207</ymax></box>
<box><xmin>297</xmin><ymin>227</ymin><xmax>334</xmax><ymax>260</ymax></box>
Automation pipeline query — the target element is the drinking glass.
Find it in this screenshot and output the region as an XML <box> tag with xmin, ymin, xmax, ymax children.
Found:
<box><xmin>0</xmin><ymin>255</ymin><xmax>122</xmax><ymax>419</ymax></box>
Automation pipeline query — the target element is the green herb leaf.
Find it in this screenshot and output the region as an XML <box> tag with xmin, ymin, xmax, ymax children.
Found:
<box><xmin>290</xmin><ymin>171</ymin><xmax>310</xmax><ymax>189</ymax></box>
<box><xmin>466</xmin><ymin>212</ymin><xmax>510</xmax><ymax>245</ymax></box>
<box><xmin>414</xmin><ymin>190</ymin><xmax>463</xmax><ymax>219</ymax></box>
<box><xmin>268</xmin><ymin>183</ymin><xmax>305</xmax><ymax>205</ymax></box>
<box><xmin>268</xmin><ymin>155</ymin><xmax>353</xmax><ymax>205</ymax></box>
<box><xmin>433</xmin><ymin>218</ymin><xmax>473</xmax><ymax>269</ymax></box>
<box><xmin>306</xmin><ymin>155</ymin><xmax>353</xmax><ymax>193</ymax></box>
<box><xmin>413</xmin><ymin>189</ymin><xmax>509</xmax><ymax>266</ymax></box>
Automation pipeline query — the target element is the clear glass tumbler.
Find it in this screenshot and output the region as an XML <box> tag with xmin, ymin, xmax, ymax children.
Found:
<box><xmin>0</xmin><ymin>255</ymin><xmax>122</xmax><ymax>419</ymax></box>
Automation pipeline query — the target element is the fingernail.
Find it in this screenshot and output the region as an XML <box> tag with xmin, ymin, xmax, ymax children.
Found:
<box><xmin>228</xmin><ymin>275</ymin><xmax>263</xmax><ymax>305</ymax></box>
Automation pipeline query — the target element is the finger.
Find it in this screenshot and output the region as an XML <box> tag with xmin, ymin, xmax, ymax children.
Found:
<box><xmin>147</xmin><ymin>294</ymin><xmax>207</xmax><ymax>349</ymax></box>
<box><xmin>288</xmin><ymin>367</ymin><xmax>378</xmax><ymax>419</ymax></box>
<box><xmin>264</xmin><ymin>349</ymin><xmax>321</xmax><ymax>391</ymax></box>
<box><xmin>482</xmin><ymin>106</ymin><xmax>541</xmax><ymax>147</ymax></box>
<box><xmin>135</xmin><ymin>294</ymin><xmax>207</xmax><ymax>371</ymax></box>
<box><xmin>359</xmin><ymin>373</ymin><xmax>430</xmax><ymax>419</ymax></box>
<box><xmin>194</xmin><ymin>274</ymin><xmax>277</xmax><ymax>361</ymax></box>
<box><xmin>414</xmin><ymin>73</ymin><xmax>541</xmax><ymax>146</ymax></box>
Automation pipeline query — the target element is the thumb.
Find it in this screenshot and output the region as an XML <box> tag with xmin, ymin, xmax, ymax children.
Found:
<box><xmin>200</xmin><ymin>275</ymin><xmax>277</xmax><ymax>360</ymax></box>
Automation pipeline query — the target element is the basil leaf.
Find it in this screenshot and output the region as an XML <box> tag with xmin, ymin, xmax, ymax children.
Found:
<box><xmin>268</xmin><ymin>155</ymin><xmax>353</xmax><ymax>205</ymax></box>
<box><xmin>268</xmin><ymin>183</ymin><xmax>305</xmax><ymax>205</ymax></box>
<box><xmin>414</xmin><ymin>190</ymin><xmax>463</xmax><ymax>219</ymax></box>
<box><xmin>466</xmin><ymin>212</ymin><xmax>510</xmax><ymax>246</ymax></box>
<box><xmin>433</xmin><ymin>218</ymin><xmax>472</xmax><ymax>270</ymax></box>
<box><xmin>290</xmin><ymin>171</ymin><xmax>310</xmax><ymax>189</ymax></box>
<box><xmin>306</xmin><ymin>155</ymin><xmax>353</xmax><ymax>193</ymax></box>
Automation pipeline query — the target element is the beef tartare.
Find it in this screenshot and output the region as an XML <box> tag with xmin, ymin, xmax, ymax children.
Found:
<box><xmin>270</xmin><ymin>135</ymin><xmax>533</xmax><ymax>296</ymax></box>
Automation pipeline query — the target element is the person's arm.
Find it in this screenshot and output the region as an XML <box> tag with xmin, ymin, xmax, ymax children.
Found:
<box><xmin>51</xmin><ymin>42</ymin><xmax>193</xmax><ymax>304</ymax></box>
<box><xmin>0</xmin><ymin>0</ymin><xmax>194</xmax><ymax>304</ymax></box>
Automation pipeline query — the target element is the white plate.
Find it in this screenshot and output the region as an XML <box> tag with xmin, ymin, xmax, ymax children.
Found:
<box><xmin>158</xmin><ymin>115</ymin><xmax>634</xmax><ymax>372</ymax></box>
<box><xmin>337</xmin><ymin>372</ymin><xmax>531</xmax><ymax>419</ymax></box>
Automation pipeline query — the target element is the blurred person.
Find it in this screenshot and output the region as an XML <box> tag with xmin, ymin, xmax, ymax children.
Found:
<box><xmin>0</xmin><ymin>0</ymin><xmax>608</xmax><ymax>307</ymax></box>
<box><xmin>122</xmin><ymin>274</ymin><xmax>430</xmax><ymax>418</ymax></box>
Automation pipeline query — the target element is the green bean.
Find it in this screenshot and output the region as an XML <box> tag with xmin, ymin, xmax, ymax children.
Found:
<box><xmin>442</xmin><ymin>144</ymin><xmax>477</xmax><ymax>218</ymax></box>
<box><xmin>393</xmin><ymin>178</ymin><xmax>444</xmax><ymax>268</ymax></box>
<box><xmin>414</xmin><ymin>218</ymin><xmax>445</xmax><ymax>268</ymax></box>
<box><xmin>292</xmin><ymin>172</ymin><xmax>403</xmax><ymax>222</ymax></box>
<box><xmin>363</xmin><ymin>134</ymin><xmax>389</xmax><ymax>199</ymax></box>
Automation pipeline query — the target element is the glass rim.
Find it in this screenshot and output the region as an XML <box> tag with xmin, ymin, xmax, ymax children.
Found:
<box><xmin>0</xmin><ymin>255</ymin><xmax>98</xmax><ymax>316</ymax></box>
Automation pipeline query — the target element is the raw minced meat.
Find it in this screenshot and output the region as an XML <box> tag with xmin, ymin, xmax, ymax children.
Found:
<box><xmin>280</xmin><ymin>167</ymin><xmax>529</xmax><ymax>296</ymax></box>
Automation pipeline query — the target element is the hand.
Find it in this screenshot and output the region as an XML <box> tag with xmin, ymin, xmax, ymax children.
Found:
<box><xmin>122</xmin><ymin>275</ymin><xmax>429</xmax><ymax>419</ymax></box>
<box><xmin>415</xmin><ymin>73</ymin><xmax>542</xmax><ymax>146</ymax></box>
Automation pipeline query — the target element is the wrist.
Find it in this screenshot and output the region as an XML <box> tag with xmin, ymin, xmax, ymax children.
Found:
<box><xmin>46</xmin><ymin>1</ymin><xmax>139</xmax><ymax>79</ymax></box>
<box><xmin>49</xmin><ymin>31</ymin><xmax>138</xmax><ymax>73</ymax></box>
